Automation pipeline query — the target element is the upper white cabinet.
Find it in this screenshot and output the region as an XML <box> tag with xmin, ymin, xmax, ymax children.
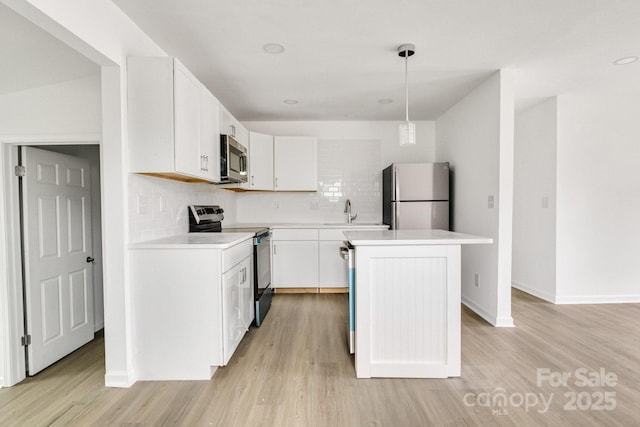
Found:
<box><xmin>127</xmin><ymin>57</ymin><xmax>220</xmax><ymax>182</ymax></box>
<box><xmin>220</xmin><ymin>105</ymin><xmax>249</xmax><ymax>147</ymax></box>
<box><xmin>274</xmin><ymin>136</ymin><xmax>317</xmax><ymax>191</ymax></box>
<box><xmin>242</xmin><ymin>132</ymin><xmax>274</xmax><ymax>191</ymax></box>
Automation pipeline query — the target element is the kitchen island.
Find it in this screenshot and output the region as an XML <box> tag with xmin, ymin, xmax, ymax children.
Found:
<box><xmin>343</xmin><ymin>229</ymin><xmax>492</xmax><ymax>379</ymax></box>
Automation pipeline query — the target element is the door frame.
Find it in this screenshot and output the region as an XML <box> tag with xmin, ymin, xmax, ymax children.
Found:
<box><xmin>0</xmin><ymin>135</ymin><xmax>101</xmax><ymax>386</ymax></box>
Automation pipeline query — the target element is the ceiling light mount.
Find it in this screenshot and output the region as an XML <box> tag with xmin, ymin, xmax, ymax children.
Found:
<box><xmin>398</xmin><ymin>43</ymin><xmax>416</xmax><ymax>146</ymax></box>
<box><xmin>263</xmin><ymin>43</ymin><xmax>285</xmax><ymax>54</ymax></box>
<box><xmin>397</xmin><ymin>43</ymin><xmax>415</xmax><ymax>58</ymax></box>
<box><xmin>613</xmin><ymin>56</ymin><xmax>638</xmax><ymax>65</ymax></box>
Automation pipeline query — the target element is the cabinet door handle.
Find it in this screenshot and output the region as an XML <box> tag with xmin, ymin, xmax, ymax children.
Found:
<box><xmin>251</xmin><ymin>175</ymin><xmax>254</xmax><ymax>186</ymax></box>
<box><xmin>273</xmin><ymin>244</ymin><xmax>277</xmax><ymax>255</ymax></box>
<box><xmin>204</xmin><ymin>155</ymin><xmax>209</xmax><ymax>171</ymax></box>
<box><xmin>275</xmin><ymin>177</ymin><xmax>278</xmax><ymax>188</ymax></box>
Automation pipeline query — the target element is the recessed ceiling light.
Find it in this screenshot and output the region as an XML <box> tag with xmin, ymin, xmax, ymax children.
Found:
<box><xmin>613</xmin><ymin>56</ymin><xmax>639</xmax><ymax>65</ymax></box>
<box><xmin>378</xmin><ymin>98</ymin><xmax>393</xmax><ymax>104</ymax></box>
<box><xmin>263</xmin><ymin>43</ymin><xmax>285</xmax><ymax>54</ymax></box>
<box><xmin>283</xmin><ymin>99</ymin><xmax>299</xmax><ymax>105</ymax></box>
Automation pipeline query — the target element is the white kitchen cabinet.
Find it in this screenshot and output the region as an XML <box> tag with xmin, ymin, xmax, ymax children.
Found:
<box><xmin>319</xmin><ymin>240</ymin><xmax>348</xmax><ymax>288</ymax></box>
<box><xmin>271</xmin><ymin>229</ymin><xmax>319</xmax><ymax>289</ymax></box>
<box><xmin>222</xmin><ymin>254</ymin><xmax>253</xmax><ymax>364</ymax></box>
<box><xmin>130</xmin><ymin>238</ymin><xmax>253</xmax><ymax>380</ymax></box>
<box><xmin>274</xmin><ymin>136</ymin><xmax>317</xmax><ymax>191</ymax></box>
<box><xmin>242</xmin><ymin>132</ymin><xmax>274</xmax><ymax>190</ymax></box>
<box><xmin>128</xmin><ymin>57</ymin><xmax>220</xmax><ymax>182</ymax></box>
<box><xmin>199</xmin><ymin>89</ymin><xmax>221</xmax><ymax>181</ymax></box>
<box><xmin>219</xmin><ymin>105</ymin><xmax>249</xmax><ymax>147</ymax></box>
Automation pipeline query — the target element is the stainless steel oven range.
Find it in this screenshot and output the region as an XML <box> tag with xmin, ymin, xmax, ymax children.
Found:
<box><xmin>188</xmin><ymin>205</ymin><xmax>272</xmax><ymax>326</ymax></box>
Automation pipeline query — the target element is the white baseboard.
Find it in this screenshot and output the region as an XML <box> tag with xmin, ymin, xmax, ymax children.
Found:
<box><xmin>461</xmin><ymin>297</ymin><xmax>513</xmax><ymax>327</ymax></box>
<box><xmin>105</xmin><ymin>371</ymin><xmax>136</xmax><ymax>388</ymax></box>
<box><xmin>511</xmin><ymin>280</ymin><xmax>555</xmax><ymax>303</ymax></box>
<box><xmin>555</xmin><ymin>294</ymin><xmax>640</xmax><ymax>304</ymax></box>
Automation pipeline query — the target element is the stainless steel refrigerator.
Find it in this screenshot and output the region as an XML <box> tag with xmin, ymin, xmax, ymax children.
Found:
<box><xmin>382</xmin><ymin>162</ymin><xmax>450</xmax><ymax>230</ymax></box>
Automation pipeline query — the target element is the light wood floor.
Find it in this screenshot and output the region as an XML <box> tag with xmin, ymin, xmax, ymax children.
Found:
<box><xmin>1</xmin><ymin>289</ymin><xmax>638</xmax><ymax>426</ymax></box>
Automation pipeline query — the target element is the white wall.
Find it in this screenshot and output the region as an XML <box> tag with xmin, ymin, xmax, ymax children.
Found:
<box><xmin>0</xmin><ymin>76</ymin><xmax>101</xmax><ymax>135</ymax></box>
<box><xmin>0</xmin><ymin>0</ymin><xmax>165</xmax><ymax>388</ymax></box>
<box><xmin>512</xmin><ymin>98</ymin><xmax>557</xmax><ymax>302</ymax></box>
<box><xmin>245</xmin><ymin>121</ymin><xmax>435</xmax><ymax>168</ymax></box>
<box><xmin>128</xmin><ymin>175</ymin><xmax>237</xmax><ymax>242</ymax></box>
<box><xmin>237</xmin><ymin>121</ymin><xmax>435</xmax><ymax>224</ymax></box>
<box><xmin>555</xmin><ymin>91</ymin><xmax>640</xmax><ymax>303</ymax></box>
<box><xmin>435</xmin><ymin>71</ymin><xmax>514</xmax><ymax>327</ymax></box>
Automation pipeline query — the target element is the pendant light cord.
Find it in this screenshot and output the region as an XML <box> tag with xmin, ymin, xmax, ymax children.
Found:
<box><xmin>404</xmin><ymin>49</ymin><xmax>409</xmax><ymax>122</ymax></box>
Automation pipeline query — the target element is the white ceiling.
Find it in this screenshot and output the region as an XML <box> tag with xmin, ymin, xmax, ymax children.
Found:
<box><xmin>3</xmin><ymin>1</ymin><xmax>639</xmax><ymax>122</ymax></box>
<box><xmin>111</xmin><ymin>0</ymin><xmax>640</xmax><ymax>121</ymax></box>
<box><xmin>0</xmin><ymin>3</ymin><xmax>99</xmax><ymax>95</ymax></box>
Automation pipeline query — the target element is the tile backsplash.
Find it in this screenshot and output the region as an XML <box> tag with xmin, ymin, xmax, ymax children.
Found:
<box><xmin>128</xmin><ymin>174</ymin><xmax>237</xmax><ymax>242</ymax></box>
<box><xmin>129</xmin><ymin>138</ymin><xmax>383</xmax><ymax>238</ymax></box>
<box><xmin>236</xmin><ymin>138</ymin><xmax>382</xmax><ymax>223</ymax></box>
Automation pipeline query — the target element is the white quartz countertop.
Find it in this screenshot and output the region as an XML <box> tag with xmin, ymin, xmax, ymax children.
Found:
<box><xmin>130</xmin><ymin>233</ymin><xmax>254</xmax><ymax>249</ymax></box>
<box><xmin>226</xmin><ymin>222</ymin><xmax>388</xmax><ymax>229</ymax></box>
<box><xmin>344</xmin><ymin>229</ymin><xmax>493</xmax><ymax>246</ymax></box>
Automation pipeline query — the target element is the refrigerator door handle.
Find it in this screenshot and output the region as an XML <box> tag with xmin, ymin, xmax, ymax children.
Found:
<box><xmin>392</xmin><ymin>202</ymin><xmax>399</xmax><ymax>230</ymax></box>
<box><xmin>394</xmin><ymin>165</ymin><xmax>400</xmax><ymax>202</ymax></box>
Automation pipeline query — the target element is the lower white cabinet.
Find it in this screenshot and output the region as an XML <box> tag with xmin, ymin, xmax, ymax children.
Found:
<box><xmin>271</xmin><ymin>227</ymin><xmax>386</xmax><ymax>291</ymax></box>
<box><xmin>222</xmin><ymin>255</ymin><xmax>253</xmax><ymax>364</ymax></box>
<box><xmin>272</xmin><ymin>240</ymin><xmax>318</xmax><ymax>288</ymax></box>
<box><xmin>130</xmin><ymin>238</ymin><xmax>253</xmax><ymax>381</ymax></box>
<box><xmin>318</xmin><ymin>240</ymin><xmax>347</xmax><ymax>288</ymax></box>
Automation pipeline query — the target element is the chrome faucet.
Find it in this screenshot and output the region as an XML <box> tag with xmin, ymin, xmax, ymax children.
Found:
<box><xmin>344</xmin><ymin>199</ymin><xmax>357</xmax><ymax>224</ymax></box>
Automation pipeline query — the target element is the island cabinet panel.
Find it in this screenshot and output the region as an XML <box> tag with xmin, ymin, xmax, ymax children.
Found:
<box><xmin>354</xmin><ymin>244</ymin><xmax>461</xmax><ymax>378</ymax></box>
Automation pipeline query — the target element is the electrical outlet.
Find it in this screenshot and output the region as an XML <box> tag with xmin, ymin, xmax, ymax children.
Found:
<box><xmin>310</xmin><ymin>200</ymin><xmax>319</xmax><ymax>210</ymax></box>
<box><xmin>487</xmin><ymin>196</ymin><xmax>495</xmax><ymax>209</ymax></box>
<box><xmin>542</xmin><ymin>196</ymin><xmax>549</xmax><ymax>209</ymax></box>
<box><xmin>474</xmin><ymin>273</ymin><xmax>480</xmax><ymax>288</ymax></box>
<box><xmin>136</xmin><ymin>195</ymin><xmax>150</xmax><ymax>215</ymax></box>
<box><xmin>275</xmin><ymin>200</ymin><xmax>280</xmax><ymax>209</ymax></box>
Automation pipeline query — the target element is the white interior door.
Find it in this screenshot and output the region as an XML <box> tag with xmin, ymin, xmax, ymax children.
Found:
<box><xmin>22</xmin><ymin>146</ymin><xmax>94</xmax><ymax>375</ymax></box>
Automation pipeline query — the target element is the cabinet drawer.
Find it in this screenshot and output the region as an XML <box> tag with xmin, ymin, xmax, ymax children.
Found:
<box><xmin>271</xmin><ymin>228</ymin><xmax>318</xmax><ymax>241</ymax></box>
<box><xmin>223</xmin><ymin>238</ymin><xmax>253</xmax><ymax>272</ymax></box>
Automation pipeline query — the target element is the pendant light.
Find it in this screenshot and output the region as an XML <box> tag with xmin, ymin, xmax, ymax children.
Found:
<box><xmin>398</xmin><ymin>43</ymin><xmax>416</xmax><ymax>146</ymax></box>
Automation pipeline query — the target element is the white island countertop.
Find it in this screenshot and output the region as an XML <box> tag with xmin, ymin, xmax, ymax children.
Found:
<box><xmin>225</xmin><ymin>222</ymin><xmax>388</xmax><ymax>230</ymax></box>
<box><xmin>344</xmin><ymin>229</ymin><xmax>492</xmax><ymax>246</ymax></box>
<box><xmin>129</xmin><ymin>233</ymin><xmax>254</xmax><ymax>249</ymax></box>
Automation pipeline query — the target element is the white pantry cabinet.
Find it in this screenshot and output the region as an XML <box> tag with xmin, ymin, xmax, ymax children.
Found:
<box><xmin>271</xmin><ymin>229</ymin><xmax>319</xmax><ymax>289</ymax></box>
<box><xmin>130</xmin><ymin>238</ymin><xmax>253</xmax><ymax>380</ymax></box>
<box><xmin>242</xmin><ymin>132</ymin><xmax>274</xmax><ymax>190</ymax></box>
<box><xmin>274</xmin><ymin>136</ymin><xmax>317</xmax><ymax>191</ymax></box>
<box><xmin>127</xmin><ymin>57</ymin><xmax>220</xmax><ymax>182</ymax></box>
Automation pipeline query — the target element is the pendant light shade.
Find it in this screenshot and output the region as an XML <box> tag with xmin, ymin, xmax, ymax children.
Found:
<box><xmin>398</xmin><ymin>43</ymin><xmax>416</xmax><ymax>146</ymax></box>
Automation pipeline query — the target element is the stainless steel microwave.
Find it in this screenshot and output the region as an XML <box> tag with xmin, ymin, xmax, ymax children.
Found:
<box><xmin>220</xmin><ymin>134</ymin><xmax>247</xmax><ymax>183</ymax></box>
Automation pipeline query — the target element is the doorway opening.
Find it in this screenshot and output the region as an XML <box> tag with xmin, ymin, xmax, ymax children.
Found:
<box><xmin>4</xmin><ymin>142</ymin><xmax>104</xmax><ymax>382</ymax></box>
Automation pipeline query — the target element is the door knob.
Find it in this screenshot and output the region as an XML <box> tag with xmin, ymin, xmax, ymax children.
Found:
<box><xmin>86</xmin><ymin>256</ymin><xmax>95</xmax><ymax>263</ymax></box>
